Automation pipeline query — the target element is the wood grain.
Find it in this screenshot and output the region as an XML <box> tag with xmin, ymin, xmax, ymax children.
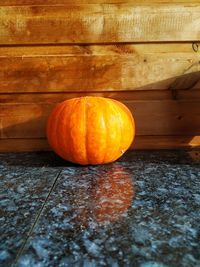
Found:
<box><xmin>133</xmin><ymin>135</ymin><xmax>200</xmax><ymax>149</ymax></box>
<box><xmin>0</xmin><ymin>44</ymin><xmax>200</xmax><ymax>93</ymax></box>
<box><xmin>0</xmin><ymin>138</ymin><xmax>50</xmax><ymax>152</ymax></box>
<box><xmin>1</xmin><ymin>0</ymin><xmax>200</xmax><ymax>6</ymax></box>
<box><xmin>0</xmin><ymin>136</ymin><xmax>199</xmax><ymax>152</ymax></box>
<box><xmin>1</xmin><ymin>100</ymin><xmax>200</xmax><ymax>139</ymax></box>
<box><xmin>0</xmin><ymin>4</ymin><xmax>199</xmax><ymax>44</ymax></box>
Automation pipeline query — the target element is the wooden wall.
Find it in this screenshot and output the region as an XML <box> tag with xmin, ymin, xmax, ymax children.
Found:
<box><xmin>0</xmin><ymin>0</ymin><xmax>200</xmax><ymax>151</ymax></box>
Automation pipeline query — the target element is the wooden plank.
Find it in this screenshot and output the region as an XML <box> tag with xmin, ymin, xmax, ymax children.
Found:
<box><xmin>0</xmin><ymin>44</ymin><xmax>200</xmax><ymax>93</ymax></box>
<box><xmin>0</xmin><ymin>138</ymin><xmax>50</xmax><ymax>152</ymax></box>
<box><xmin>0</xmin><ymin>4</ymin><xmax>200</xmax><ymax>44</ymax></box>
<box><xmin>1</xmin><ymin>1</ymin><xmax>200</xmax><ymax>6</ymax></box>
<box><xmin>1</xmin><ymin>100</ymin><xmax>200</xmax><ymax>138</ymax></box>
<box><xmin>0</xmin><ymin>136</ymin><xmax>199</xmax><ymax>152</ymax></box>
<box><xmin>133</xmin><ymin>135</ymin><xmax>200</xmax><ymax>149</ymax></box>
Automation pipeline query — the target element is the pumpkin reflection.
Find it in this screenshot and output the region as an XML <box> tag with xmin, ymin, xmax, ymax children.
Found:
<box><xmin>92</xmin><ymin>165</ymin><xmax>134</xmax><ymax>223</ymax></box>
<box><xmin>73</xmin><ymin>165</ymin><xmax>134</xmax><ymax>225</ymax></box>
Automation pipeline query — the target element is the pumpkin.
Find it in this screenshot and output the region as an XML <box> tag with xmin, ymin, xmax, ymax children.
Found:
<box><xmin>47</xmin><ymin>96</ymin><xmax>135</xmax><ymax>165</ymax></box>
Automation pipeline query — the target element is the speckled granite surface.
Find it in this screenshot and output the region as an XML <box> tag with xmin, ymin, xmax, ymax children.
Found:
<box><xmin>0</xmin><ymin>150</ymin><xmax>200</xmax><ymax>267</ymax></box>
<box><xmin>0</xmin><ymin>152</ymin><xmax>61</xmax><ymax>266</ymax></box>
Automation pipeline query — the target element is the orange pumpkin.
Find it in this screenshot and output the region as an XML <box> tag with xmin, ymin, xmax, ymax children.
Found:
<box><xmin>47</xmin><ymin>96</ymin><xmax>135</xmax><ymax>165</ymax></box>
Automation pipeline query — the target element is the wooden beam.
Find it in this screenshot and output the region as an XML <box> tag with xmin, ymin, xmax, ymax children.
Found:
<box><xmin>0</xmin><ymin>138</ymin><xmax>50</xmax><ymax>152</ymax></box>
<box><xmin>133</xmin><ymin>135</ymin><xmax>200</xmax><ymax>149</ymax></box>
<box><xmin>1</xmin><ymin>1</ymin><xmax>200</xmax><ymax>6</ymax></box>
<box><xmin>0</xmin><ymin>136</ymin><xmax>199</xmax><ymax>152</ymax></box>
<box><xmin>1</xmin><ymin>100</ymin><xmax>200</xmax><ymax>138</ymax></box>
<box><xmin>0</xmin><ymin>4</ymin><xmax>199</xmax><ymax>44</ymax></box>
<box><xmin>0</xmin><ymin>44</ymin><xmax>200</xmax><ymax>93</ymax></box>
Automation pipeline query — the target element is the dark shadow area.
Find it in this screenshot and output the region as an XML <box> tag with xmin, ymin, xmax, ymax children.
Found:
<box><xmin>120</xmin><ymin>149</ymin><xmax>200</xmax><ymax>165</ymax></box>
<box><xmin>131</xmin><ymin>70</ymin><xmax>200</xmax><ymax>94</ymax></box>
<box><xmin>0</xmin><ymin>149</ymin><xmax>199</xmax><ymax>168</ymax></box>
<box><xmin>0</xmin><ymin>151</ymin><xmax>78</xmax><ymax>168</ymax></box>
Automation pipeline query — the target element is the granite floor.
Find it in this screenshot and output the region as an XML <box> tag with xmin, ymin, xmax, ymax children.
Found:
<box><xmin>0</xmin><ymin>150</ymin><xmax>200</xmax><ymax>267</ymax></box>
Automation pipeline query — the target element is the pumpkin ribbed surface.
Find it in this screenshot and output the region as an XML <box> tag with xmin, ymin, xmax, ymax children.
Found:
<box><xmin>47</xmin><ymin>96</ymin><xmax>135</xmax><ymax>165</ymax></box>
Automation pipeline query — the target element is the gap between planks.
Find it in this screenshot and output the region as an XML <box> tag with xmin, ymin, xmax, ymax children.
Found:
<box><xmin>1</xmin><ymin>90</ymin><xmax>200</xmax><ymax>102</ymax></box>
